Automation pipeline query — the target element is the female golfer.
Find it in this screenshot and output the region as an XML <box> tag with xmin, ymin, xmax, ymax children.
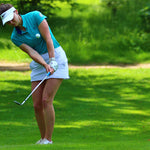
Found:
<box><xmin>0</xmin><ymin>3</ymin><xmax>69</xmax><ymax>144</ymax></box>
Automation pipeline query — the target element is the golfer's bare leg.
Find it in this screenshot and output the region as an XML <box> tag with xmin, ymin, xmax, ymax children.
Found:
<box><xmin>42</xmin><ymin>78</ymin><xmax>63</xmax><ymax>141</ymax></box>
<box><xmin>32</xmin><ymin>81</ymin><xmax>46</xmax><ymax>139</ymax></box>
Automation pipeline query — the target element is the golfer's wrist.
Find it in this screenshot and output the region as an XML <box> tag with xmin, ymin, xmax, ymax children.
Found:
<box><xmin>42</xmin><ymin>62</ymin><xmax>48</xmax><ymax>68</ymax></box>
<box><xmin>49</xmin><ymin>57</ymin><xmax>55</xmax><ymax>61</ymax></box>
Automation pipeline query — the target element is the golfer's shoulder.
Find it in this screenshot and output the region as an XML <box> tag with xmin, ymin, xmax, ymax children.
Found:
<box><xmin>24</xmin><ymin>11</ymin><xmax>44</xmax><ymax>18</ymax></box>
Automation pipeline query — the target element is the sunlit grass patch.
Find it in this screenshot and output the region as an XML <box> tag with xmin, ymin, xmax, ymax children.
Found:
<box><xmin>0</xmin><ymin>121</ymin><xmax>27</xmax><ymax>127</ymax></box>
<box><xmin>115</xmin><ymin>108</ymin><xmax>150</xmax><ymax>116</ymax></box>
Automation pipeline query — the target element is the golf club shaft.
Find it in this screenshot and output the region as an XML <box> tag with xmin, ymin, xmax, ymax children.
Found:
<box><xmin>21</xmin><ymin>72</ymin><xmax>51</xmax><ymax>105</ymax></box>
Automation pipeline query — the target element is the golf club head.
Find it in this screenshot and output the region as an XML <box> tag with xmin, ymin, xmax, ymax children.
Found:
<box><xmin>14</xmin><ymin>101</ymin><xmax>22</xmax><ymax>105</ymax></box>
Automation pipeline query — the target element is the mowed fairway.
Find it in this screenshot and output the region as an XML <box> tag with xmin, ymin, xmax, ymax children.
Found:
<box><xmin>0</xmin><ymin>68</ymin><xmax>150</xmax><ymax>149</ymax></box>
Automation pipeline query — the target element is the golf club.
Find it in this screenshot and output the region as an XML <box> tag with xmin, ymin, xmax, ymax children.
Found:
<box><xmin>14</xmin><ymin>72</ymin><xmax>51</xmax><ymax>106</ymax></box>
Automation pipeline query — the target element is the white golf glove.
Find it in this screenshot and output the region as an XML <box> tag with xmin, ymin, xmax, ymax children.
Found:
<box><xmin>49</xmin><ymin>57</ymin><xmax>58</xmax><ymax>72</ymax></box>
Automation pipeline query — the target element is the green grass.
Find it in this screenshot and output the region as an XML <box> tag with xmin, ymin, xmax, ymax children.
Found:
<box><xmin>1</xmin><ymin>0</ymin><xmax>150</xmax><ymax>65</ymax></box>
<box><xmin>1</xmin><ymin>68</ymin><xmax>150</xmax><ymax>149</ymax></box>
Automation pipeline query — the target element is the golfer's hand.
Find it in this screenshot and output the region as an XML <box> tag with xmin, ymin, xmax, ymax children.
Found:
<box><xmin>45</xmin><ymin>64</ymin><xmax>54</xmax><ymax>74</ymax></box>
<box><xmin>49</xmin><ymin>57</ymin><xmax>58</xmax><ymax>72</ymax></box>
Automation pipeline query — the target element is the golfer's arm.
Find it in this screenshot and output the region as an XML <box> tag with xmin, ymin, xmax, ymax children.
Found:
<box><xmin>19</xmin><ymin>44</ymin><xmax>47</xmax><ymax>67</ymax></box>
<box><xmin>38</xmin><ymin>19</ymin><xmax>55</xmax><ymax>58</ymax></box>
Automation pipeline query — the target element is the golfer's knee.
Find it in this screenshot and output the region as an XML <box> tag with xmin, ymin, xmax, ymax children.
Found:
<box><xmin>42</xmin><ymin>96</ymin><xmax>53</xmax><ymax>108</ymax></box>
<box><xmin>33</xmin><ymin>103</ymin><xmax>43</xmax><ymax>112</ymax></box>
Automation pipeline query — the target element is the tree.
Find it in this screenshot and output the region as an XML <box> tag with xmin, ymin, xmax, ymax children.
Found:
<box><xmin>17</xmin><ymin>0</ymin><xmax>77</xmax><ymax>17</ymax></box>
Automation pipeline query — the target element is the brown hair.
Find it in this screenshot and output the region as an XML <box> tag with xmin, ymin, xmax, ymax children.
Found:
<box><xmin>0</xmin><ymin>3</ymin><xmax>13</xmax><ymax>15</ymax></box>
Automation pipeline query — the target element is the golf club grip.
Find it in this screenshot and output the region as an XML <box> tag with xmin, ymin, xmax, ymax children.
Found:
<box><xmin>23</xmin><ymin>72</ymin><xmax>51</xmax><ymax>103</ymax></box>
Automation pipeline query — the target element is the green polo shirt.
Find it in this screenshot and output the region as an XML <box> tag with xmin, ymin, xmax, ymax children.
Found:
<box><xmin>11</xmin><ymin>11</ymin><xmax>60</xmax><ymax>54</ymax></box>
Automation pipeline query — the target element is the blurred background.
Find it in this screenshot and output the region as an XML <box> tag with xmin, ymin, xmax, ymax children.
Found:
<box><xmin>0</xmin><ymin>0</ymin><xmax>150</xmax><ymax>65</ymax></box>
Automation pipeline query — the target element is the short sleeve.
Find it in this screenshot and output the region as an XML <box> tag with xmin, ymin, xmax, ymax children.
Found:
<box><xmin>33</xmin><ymin>11</ymin><xmax>47</xmax><ymax>26</ymax></box>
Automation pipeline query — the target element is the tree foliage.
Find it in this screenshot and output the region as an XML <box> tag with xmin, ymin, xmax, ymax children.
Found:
<box><xmin>17</xmin><ymin>0</ymin><xmax>54</xmax><ymax>16</ymax></box>
<box><xmin>2</xmin><ymin>0</ymin><xmax>77</xmax><ymax>17</ymax></box>
<box><xmin>139</xmin><ymin>3</ymin><xmax>150</xmax><ymax>32</ymax></box>
<box><xmin>102</xmin><ymin>0</ymin><xmax>128</xmax><ymax>15</ymax></box>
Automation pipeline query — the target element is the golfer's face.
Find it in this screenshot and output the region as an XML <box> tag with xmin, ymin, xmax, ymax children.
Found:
<box><xmin>7</xmin><ymin>13</ymin><xmax>19</xmax><ymax>27</ymax></box>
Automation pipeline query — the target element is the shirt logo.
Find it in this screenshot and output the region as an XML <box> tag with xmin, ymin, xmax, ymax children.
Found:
<box><xmin>39</xmin><ymin>12</ymin><xmax>43</xmax><ymax>17</ymax></box>
<box><xmin>1</xmin><ymin>14</ymin><xmax>5</xmax><ymax>18</ymax></box>
<box><xmin>1</xmin><ymin>14</ymin><xmax>5</xmax><ymax>19</ymax></box>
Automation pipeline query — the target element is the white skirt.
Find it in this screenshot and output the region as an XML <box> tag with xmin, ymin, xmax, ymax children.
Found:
<box><xmin>30</xmin><ymin>46</ymin><xmax>70</xmax><ymax>82</ymax></box>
